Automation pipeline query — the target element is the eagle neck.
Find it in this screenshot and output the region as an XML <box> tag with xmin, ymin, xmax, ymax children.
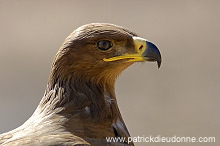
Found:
<box><xmin>39</xmin><ymin>72</ymin><xmax>120</xmax><ymax>122</ymax></box>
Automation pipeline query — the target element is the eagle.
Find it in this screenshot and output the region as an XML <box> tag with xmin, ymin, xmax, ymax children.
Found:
<box><xmin>0</xmin><ymin>23</ymin><xmax>161</xmax><ymax>146</ymax></box>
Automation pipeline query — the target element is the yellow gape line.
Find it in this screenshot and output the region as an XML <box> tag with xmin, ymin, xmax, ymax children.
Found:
<box><xmin>103</xmin><ymin>54</ymin><xmax>145</xmax><ymax>62</ymax></box>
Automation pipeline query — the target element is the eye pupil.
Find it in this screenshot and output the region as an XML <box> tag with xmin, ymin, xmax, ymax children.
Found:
<box><xmin>97</xmin><ymin>40</ymin><xmax>112</xmax><ymax>51</ymax></box>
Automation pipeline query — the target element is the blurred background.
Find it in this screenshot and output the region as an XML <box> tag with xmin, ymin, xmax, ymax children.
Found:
<box><xmin>0</xmin><ymin>0</ymin><xmax>219</xmax><ymax>145</ymax></box>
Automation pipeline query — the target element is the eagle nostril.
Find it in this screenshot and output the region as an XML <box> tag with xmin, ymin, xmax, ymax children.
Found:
<box><xmin>138</xmin><ymin>45</ymin><xmax>143</xmax><ymax>52</ymax></box>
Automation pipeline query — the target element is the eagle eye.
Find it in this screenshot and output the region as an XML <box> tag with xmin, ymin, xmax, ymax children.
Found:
<box><xmin>96</xmin><ymin>40</ymin><xmax>113</xmax><ymax>51</ymax></box>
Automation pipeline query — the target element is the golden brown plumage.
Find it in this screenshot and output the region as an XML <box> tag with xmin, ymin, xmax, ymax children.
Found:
<box><xmin>0</xmin><ymin>23</ymin><xmax>161</xmax><ymax>146</ymax></box>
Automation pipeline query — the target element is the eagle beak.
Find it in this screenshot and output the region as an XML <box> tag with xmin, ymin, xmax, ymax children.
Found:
<box><xmin>132</xmin><ymin>36</ymin><xmax>161</xmax><ymax>68</ymax></box>
<box><xmin>103</xmin><ymin>36</ymin><xmax>162</xmax><ymax>68</ymax></box>
<box><xmin>144</xmin><ymin>41</ymin><xmax>162</xmax><ymax>68</ymax></box>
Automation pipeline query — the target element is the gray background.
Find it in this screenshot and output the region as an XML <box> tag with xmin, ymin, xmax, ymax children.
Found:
<box><xmin>0</xmin><ymin>0</ymin><xmax>219</xmax><ymax>146</ymax></box>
